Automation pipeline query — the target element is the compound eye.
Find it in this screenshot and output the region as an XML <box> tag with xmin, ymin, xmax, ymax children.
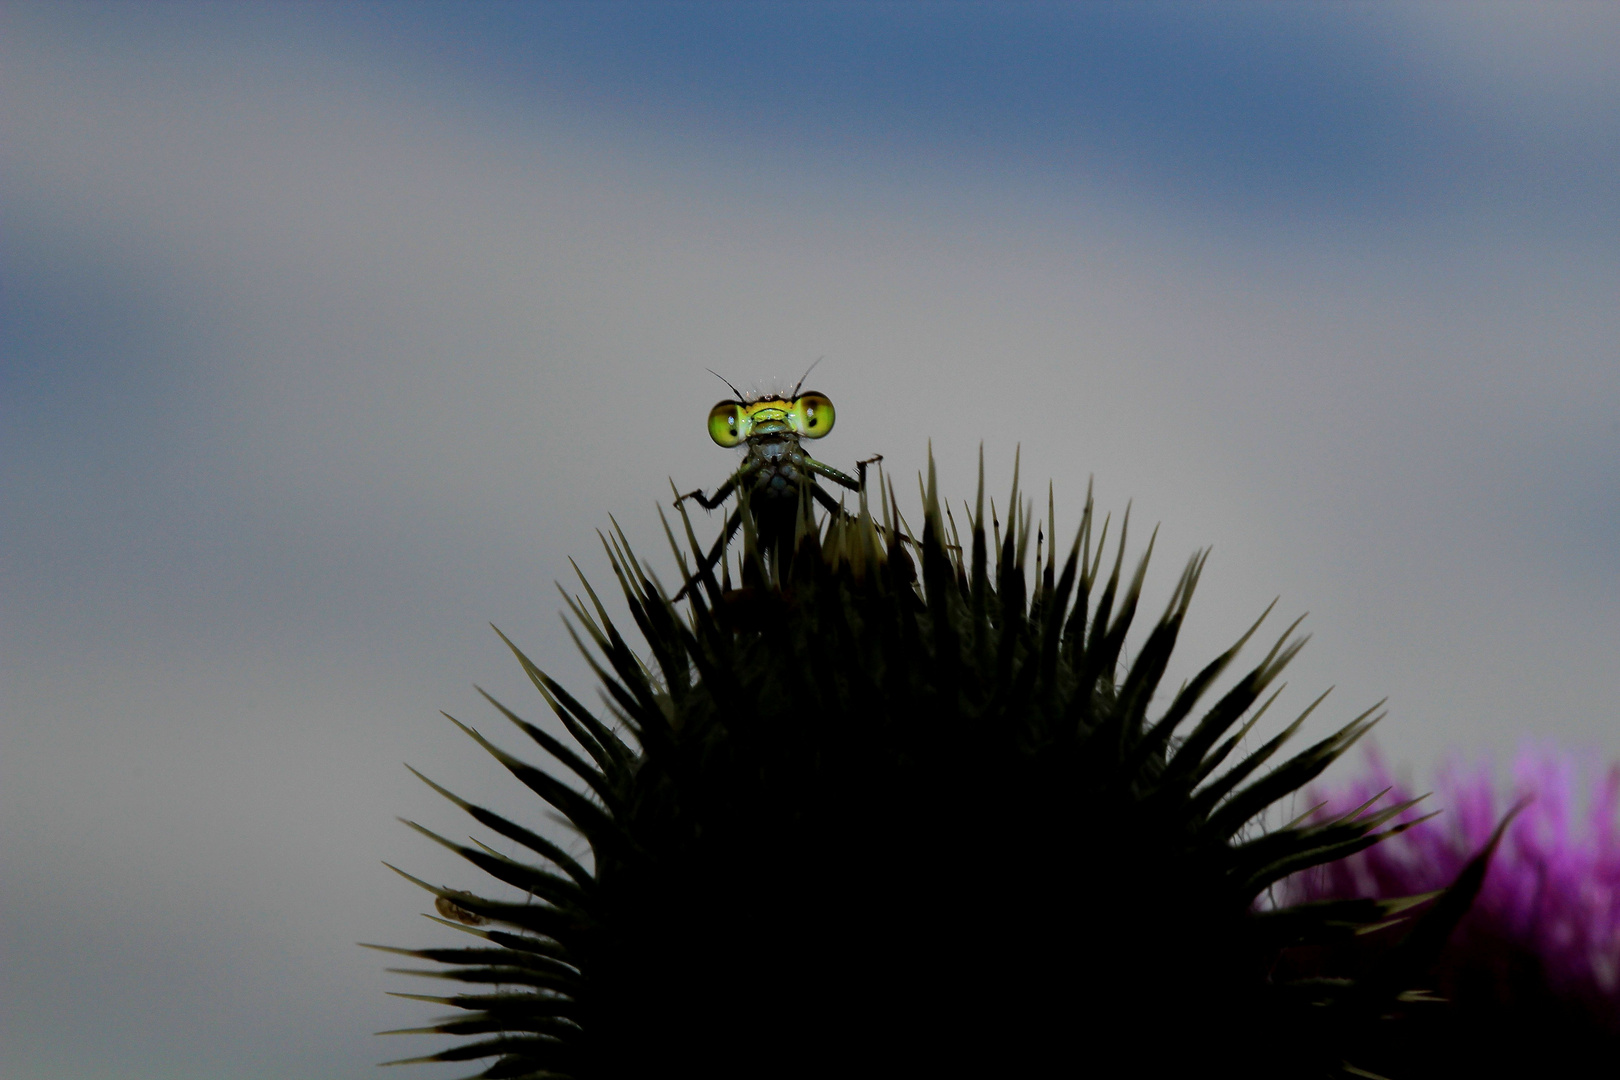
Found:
<box><xmin>708</xmin><ymin>401</ymin><xmax>745</xmax><ymax>447</ymax></box>
<box><xmin>792</xmin><ymin>392</ymin><xmax>835</xmax><ymax>439</ymax></box>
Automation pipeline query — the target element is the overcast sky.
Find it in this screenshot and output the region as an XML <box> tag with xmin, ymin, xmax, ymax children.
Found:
<box><xmin>3</xmin><ymin>3</ymin><xmax>1618</xmax><ymax>1078</ymax></box>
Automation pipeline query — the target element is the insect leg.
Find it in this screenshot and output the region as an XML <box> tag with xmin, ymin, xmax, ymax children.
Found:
<box><xmin>805</xmin><ymin>457</ymin><xmax>860</xmax><ymax>492</ymax></box>
<box><xmin>674</xmin><ymin>506</ymin><xmax>746</xmax><ymax>601</ymax></box>
<box><xmin>806</xmin><ymin>454</ymin><xmax>884</xmax><ymax>493</ymax></box>
<box><xmin>674</xmin><ymin>460</ymin><xmax>764</xmax><ymax>511</ymax></box>
<box><xmin>810</xmin><ymin>482</ymin><xmax>845</xmax><ymax>518</ymax></box>
<box><xmin>808</xmin><ymin>463</ymin><xmax>916</xmax><ymax>548</ymax></box>
<box><xmin>856</xmin><ymin>454</ymin><xmax>883</xmax><ymax>490</ymax></box>
<box><xmin>674</xmin><ymin>477</ymin><xmax>735</xmax><ymax>511</ymax></box>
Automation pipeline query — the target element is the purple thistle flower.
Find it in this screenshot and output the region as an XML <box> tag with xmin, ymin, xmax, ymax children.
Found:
<box><xmin>1282</xmin><ymin>743</ymin><xmax>1620</xmax><ymax>1031</ymax></box>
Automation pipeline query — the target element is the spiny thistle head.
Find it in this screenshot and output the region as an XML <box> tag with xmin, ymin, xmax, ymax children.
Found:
<box><xmin>372</xmin><ymin>451</ymin><xmax>1498</xmax><ymax>1079</ymax></box>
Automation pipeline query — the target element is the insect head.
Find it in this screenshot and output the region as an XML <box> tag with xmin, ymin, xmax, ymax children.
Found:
<box><xmin>707</xmin><ymin>392</ymin><xmax>836</xmax><ymax>447</ymax></box>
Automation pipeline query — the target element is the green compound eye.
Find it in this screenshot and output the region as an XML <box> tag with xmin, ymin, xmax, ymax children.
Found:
<box><xmin>708</xmin><ymin>400</ymin><xmax>745</xmax><ymax>447</ymax></box>
<box><xmin>791</xmin><ymin>392</ymin><xmax>835</xmax><ymax>438</ymax></box>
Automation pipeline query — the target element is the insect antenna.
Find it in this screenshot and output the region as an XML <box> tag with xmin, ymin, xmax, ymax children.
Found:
<box><xmin>706</xmin><ymin>369</ymin><xmax>747</xmax><ymax>401</ymax></box>
<box><xmin>789</xmin><ymin>356</ymin><xmax>824</xmax><ymax>400</ymax></box>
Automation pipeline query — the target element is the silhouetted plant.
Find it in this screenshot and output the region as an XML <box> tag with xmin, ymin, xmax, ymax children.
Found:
<box><xmin>371</xmin><ymin>455</ymin><xmax>1498</xmax><ymax>1079</ymax></box>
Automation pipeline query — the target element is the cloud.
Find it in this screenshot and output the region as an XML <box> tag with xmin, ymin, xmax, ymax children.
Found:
<box><xmin>2</xmin><ymin>5</ymin><xmax>1617</xmax><ymax>1077</ymax></box>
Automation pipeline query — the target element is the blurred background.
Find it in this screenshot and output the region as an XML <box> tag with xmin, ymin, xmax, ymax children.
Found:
<box><xmin>2</xmin><ymin>3</ymin><xmax>1617</xmax><ymax>1077</ymax></box>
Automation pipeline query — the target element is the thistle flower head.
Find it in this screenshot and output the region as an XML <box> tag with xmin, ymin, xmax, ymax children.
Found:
<box><xmin>1289</xmin><ymin>743</ymin><xmax>1620</xmax><ymax>1030</ymax></box>
<box><xmin>376</xmin><ymin>456</ymin><xmax>1500</xmax><ymax>1079</ymax></box>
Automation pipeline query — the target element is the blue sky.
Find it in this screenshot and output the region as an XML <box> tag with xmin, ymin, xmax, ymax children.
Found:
<box><xmin>3</xmin><ymin>3</ymin><xmax>1619</xmax><ymax>1078</ymax></box>
<box><xmin>325</xmin><ymin>2</ymin><xmax>1619</xmax><ymax>235</ymax></box>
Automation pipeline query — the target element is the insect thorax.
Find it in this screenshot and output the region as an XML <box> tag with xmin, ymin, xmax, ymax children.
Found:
<box><xmin>747</xmin><ymin>435</ymin><xmax>809</xmax><ymax>503</ymax></box>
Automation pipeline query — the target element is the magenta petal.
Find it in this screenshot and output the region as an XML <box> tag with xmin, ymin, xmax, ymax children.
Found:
<box><xmin>1282</xmin><ymin>744</ymin><xmax>1620</xmax><ymax>1030</ymax></box>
